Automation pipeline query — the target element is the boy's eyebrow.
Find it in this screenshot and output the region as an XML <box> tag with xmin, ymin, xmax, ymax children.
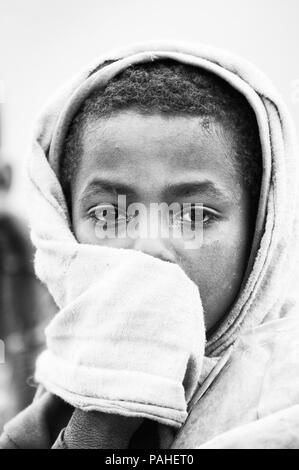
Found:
<box><xmin>79</xmin><ymin>177</ymin><xmax>230</xmax><ymax>202</ymax></box>
<box><xmin>79</xmin><ymin>177</ymin><xmax>137</xmax><ymax>200</ymax></box>
<box><xmin>163</xmin><ymin>180</ymin><xmax>230</xmax><ymax>201</ymax></box>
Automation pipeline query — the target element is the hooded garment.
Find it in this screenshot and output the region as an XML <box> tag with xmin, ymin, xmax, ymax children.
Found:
<box><xmin>1</xmin><ymin>41</ymin><xmax>299</xmax><ymax>449</ymax></box>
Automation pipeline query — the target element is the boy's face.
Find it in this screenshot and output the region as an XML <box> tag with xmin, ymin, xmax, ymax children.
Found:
<box><xmin>71</xmin><ymin>111</ymin><xmax>254</xmax><ymax>332</ymax></box>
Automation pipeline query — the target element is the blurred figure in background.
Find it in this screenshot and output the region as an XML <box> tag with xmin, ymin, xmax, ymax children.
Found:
<box><xmin>0</xmin><ymin>102</ymin><xmax>56</xmax><ymax>431</ymax></box>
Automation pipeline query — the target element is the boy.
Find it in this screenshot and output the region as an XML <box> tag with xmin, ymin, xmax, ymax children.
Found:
<box><xmin>1</xmin><ymin>42</ymin><xmax>299</xmax><ymax>449</ymax></box>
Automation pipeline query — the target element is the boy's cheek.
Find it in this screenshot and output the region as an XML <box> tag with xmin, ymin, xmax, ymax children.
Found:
<box><xmin>176</xmin><ymin>237</ymin><xmax>248</xmax><ymax>330</ymax></box>
<box><xmin>73</xmin><ymin>218</ymin><xmax>142</xmax><ymax>249</ymax></box>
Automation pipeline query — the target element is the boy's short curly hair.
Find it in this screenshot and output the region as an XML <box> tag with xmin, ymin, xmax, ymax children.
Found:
<box><xmin>61</xmin><ymin>60</ymin><xmax>262</xmax><ymax>204</ymax></box>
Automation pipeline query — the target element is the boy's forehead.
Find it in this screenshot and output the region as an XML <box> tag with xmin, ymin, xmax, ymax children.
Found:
<box><xmin>77</xmin><ymin>111</ymin><xmax>237</xmax><ymax>184</ymax></box>
<box><xmin>69</xmin><ymin>111</ymin><xmax>247</xmax><ymax>208</ymax></box>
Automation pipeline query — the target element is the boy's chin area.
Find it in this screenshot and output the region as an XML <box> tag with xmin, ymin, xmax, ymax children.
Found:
<box><xmin>69</xmin><ymin>111</ymin><xmax>257</xmax><ymax>333</ymax></box>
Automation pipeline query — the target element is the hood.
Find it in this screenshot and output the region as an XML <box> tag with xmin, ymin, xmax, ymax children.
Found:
<box><xmin>28</xmin><ymin>41</ymin><xmax>299</xmax><ymax>357</ymax></box>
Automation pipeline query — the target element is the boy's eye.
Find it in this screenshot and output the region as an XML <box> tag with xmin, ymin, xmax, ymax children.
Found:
<box><xmin>87</xmin><ymin>203</ymin><xmax>218</xmax><ymax>235</ymax></box>
<box><xmin>88</xmin><ymin>204</ymin><xmax>129</xmax><ymax>227</ymax></box>
<box><xmin>173</xmin><ymin>205</ymin><xmax>216</xmax><ymax>228</ymax></box>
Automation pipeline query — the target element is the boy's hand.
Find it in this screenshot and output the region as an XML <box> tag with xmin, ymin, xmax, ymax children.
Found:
<box><xmin>55</xmin><ymin>409</ymin><xmax>144</xmax><ymax>449</ymax></box>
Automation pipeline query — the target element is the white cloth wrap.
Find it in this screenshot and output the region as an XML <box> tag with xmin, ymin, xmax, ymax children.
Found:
<box><xmin>34</xmin><ymin>241</ymin><xmax>205</xmax><ymax>427</ymax></box>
